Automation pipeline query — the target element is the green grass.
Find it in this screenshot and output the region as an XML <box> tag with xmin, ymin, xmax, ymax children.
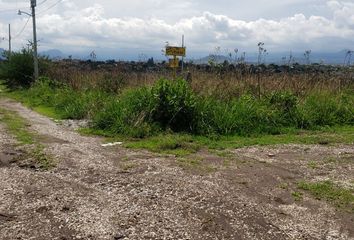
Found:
<box><xmin>0</xmin><ymin>107</ymin><xmax>55</xmax><ymax>170</ymax></box>
<box><xmin>1</xmin><ymin>79</ymin><xmax>353</xmax><ymax>157</ymax></box>
<box><xmin>3</xmin><ymin>79</ymin><xmax>354</xmax><ymax>139</ymax></box>
<box><xmin>116</xmin><ymin>126</ymin><xmax>354</xmax><ymax>154</ymax></box>
<box><xmin>77</xmin><ymin>125</ymin><xmax>354</xmax><ymax>157</ymax></box>
<box><xmin>125</xmin><ymin>134</ymin><xmax>201</xmax><ymax>157</ymax></box>
<box><xmin>0</xmin><ymin>82</ymin><xmax>62</xmax><ymax>120</ymax></box>
<box><xmin>32</xmin><ymin>106</ymin><xmax>63</xmax><ymax>119</ymax></box>
<box><xmin>298</xmin><ymin>180</ymin><xmax>354</xmax><ymax>212</ymax></box>
<box><xmin>30</xmin><ymin>145</ymin><xmax>55</xmax><ymax>170</ymax></box>
<box><xmin>292</xmin><ymin>191</ymin><xmax>303</xmax><ymax>201</ymax></box>
<box><xmin>177</xmin><ymin>156</ymin><xmax>216</xmax><ymax>173</ymax></box>
<box><xmin>307</xmin><ymin>161</ymin><xmax>318</xmax><ymax>169</ymax></box>
<box><xmin>0</xmin><ymin>108</ymin><xmax>34</xmax><ymax>144</ymax></box>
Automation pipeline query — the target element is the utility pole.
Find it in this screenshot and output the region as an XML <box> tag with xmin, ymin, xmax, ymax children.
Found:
<box><xmin>18</xmin><ymin>0</ymin><xmax>39</xmax><ymax>79</ymax></box>
<box><xmin>31</xmin><ymin>0</ymin><xmax>39</xmax><ymax>80</ymax></box>
<box><xmin>8</xmin><ymin>24</ymin><xmax>11</xmax><ymax>57</ymax></box>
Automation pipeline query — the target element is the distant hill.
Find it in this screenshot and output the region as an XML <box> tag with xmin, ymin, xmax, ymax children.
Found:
<box><xmin>191</xmin><ymin>51</ymin><xmax>350</xmax><ymax>65</ymax></box>
<box><xmin>40</xmin><ymin>49</ymin><xmax>65</xmax><ymax>59</ymax></box>
<box><xmin>193</xmin><ymin>55</ymin><xmax>231</xmax><ymax>64</ymax></box>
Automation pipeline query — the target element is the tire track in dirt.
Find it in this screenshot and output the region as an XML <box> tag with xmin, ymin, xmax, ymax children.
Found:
<box><xmin>0</xmin><ymin>98</ymin><xmax>353</xmax><ymax>240</ymax></box>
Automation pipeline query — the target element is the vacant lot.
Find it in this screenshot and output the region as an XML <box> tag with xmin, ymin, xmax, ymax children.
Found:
<box><xmin>0</xmin><ymin>97</ymin><xmax>353</xmax><ymax>240</ymax></box>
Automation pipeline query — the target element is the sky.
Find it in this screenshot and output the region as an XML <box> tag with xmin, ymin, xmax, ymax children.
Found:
<box><xmin>0</xmin><ymin>0</ymin><xmax>353</xmax><ymax>60</ymax></box>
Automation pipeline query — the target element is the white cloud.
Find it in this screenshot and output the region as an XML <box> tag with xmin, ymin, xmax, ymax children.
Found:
<box><xmin>0</xmin><ymin>0</ymin><xmax>353</xmax><ymax>56</ymax></box>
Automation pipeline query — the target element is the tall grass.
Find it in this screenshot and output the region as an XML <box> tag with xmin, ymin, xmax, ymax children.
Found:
<box><xmin>44</xmin><ymin>62</ymin><xmax>354</xmax><ymax>100</ymax></box>
<box><xmin>14</xmin><ymin>78</ymin><xmax>112</xmax><ymax>119</ymax></box>
<box><xmin>11</xmin><ymin>78</ymin><xmax>354</xmax><ymax>138</ymax></box>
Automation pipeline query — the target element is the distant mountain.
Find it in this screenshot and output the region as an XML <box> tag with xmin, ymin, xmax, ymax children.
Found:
<box><xmin>190</xmin><ymin>51</ymin><xmax>350</xmax><ymax>65</ymax></box>
<box><xmin>40</xmin><ymin>49</ymin><xmax>65</xmax><ymax>59</ymax></box>
<box><xmin>193</xmin><ymin>55</ymin><xmax>231</xmax><ymax>64</ymax></box>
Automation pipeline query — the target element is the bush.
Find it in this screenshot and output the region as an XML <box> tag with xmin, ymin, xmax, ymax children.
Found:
<box><xmin>151</xmin><ymin>79</ymin><xmax>198</xmax><ymax>132</ymax></box>
<box><xmin>0</xmin><ymin>48</ymin><xmax>49</xmax><ymax>89</ymax></box>
<box><xmin>93</xmin><ymin>79</ymin><xmax>199</xmax><ymax>137</ymax></box>
<box><xmin>0</xmin><ymin>49</ymin><xmax>34</xmax><ymax>89</ymax></box>
<box><xmin>267</xmin><ymin>91</ymin><xmax>299</xmax><ymax>126</ymax></box>
<box><xmin>92</xmin><ymin>86</ymin><xmax>157</xmax><ymax>137</ymax></box>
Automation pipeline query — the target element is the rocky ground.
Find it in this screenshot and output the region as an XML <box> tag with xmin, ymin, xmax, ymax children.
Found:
<box><xmin>0</xmin><ymin>98</ymin><xmax>353</xmax><ymax>240</ymax></box>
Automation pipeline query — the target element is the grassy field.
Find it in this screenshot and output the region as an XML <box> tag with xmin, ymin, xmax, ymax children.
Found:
<box><xmin>0</xmin><ymin>50</ymin><xmax>353</xmax><ymax>154</ymax></box>
<box><xmin>1</xmin><ymin>77</ymin><xmax>353</xmax><ymax>156</ymax></box>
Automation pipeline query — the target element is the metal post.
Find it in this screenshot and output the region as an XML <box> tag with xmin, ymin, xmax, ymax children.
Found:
<box><xmin>173</xmin><ymin>55</ymin><xmax>177</xmax><ymax>79</ymax></box>
<box><xmin>8</xmin><ymin>24</ymin><xmax>11</xmax><ymax>57</ymax></box>
<box><xmin>181</xmin><ymin>35</ymin><xmax>184</xmax><ymax>73</ymax></box>
<box><xmin>31</xmin><ymin>0</ymin><xmax>39</xmax><ymax>80</ymax></box>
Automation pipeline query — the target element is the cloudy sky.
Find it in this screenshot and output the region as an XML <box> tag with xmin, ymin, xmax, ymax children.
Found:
<box><xmin>0</xmin><ymin>0</ymin><xmax>353</xmax><ymax>59</ymax></box>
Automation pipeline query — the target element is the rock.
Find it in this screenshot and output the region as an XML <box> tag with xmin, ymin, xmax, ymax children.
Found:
<box><xmin>113</xmin><ymin>233</ymin><xmax>125</xmax><ymax>239</ymax></box>
<box><xmin>0</xmin><ymin>212</ymin><xmax>15</xmax><ymax>222</ymax></box>
<box><xmin>102</xmin><ymin>142</ymin><xmax>123</xmax><ymax>147</ymax></box>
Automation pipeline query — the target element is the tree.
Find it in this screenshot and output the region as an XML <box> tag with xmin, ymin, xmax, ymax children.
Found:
<box><xmin>0</xmin><ymin>48</ymin><xmax>34</xmax><ymax>89</ymax></box>
<box><xmin>0</xmin><ymin>48</ymin><xmax>48</xmax><ymax>89</ymax></box>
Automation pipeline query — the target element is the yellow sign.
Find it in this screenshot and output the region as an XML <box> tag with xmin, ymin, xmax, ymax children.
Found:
<box><xmin>169</xmin><ymin>57</ymin><xmax>179</xmax><ymax>68</ymax></box>
<box><xmin>166</xmin><ymin>46</ymin><xmax>186</xmax><ymax>57</ymax></box>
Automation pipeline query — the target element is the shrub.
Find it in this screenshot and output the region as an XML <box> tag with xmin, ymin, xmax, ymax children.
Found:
<box><xmin>92</xmin><ymin>86</ymin><xmax>157</xmax><ymax>137</ymax></box>
<box><xmin>53</xmin><ymin>88</ymin><xmax>111</xmax><ymax>120</ymax></box>
<box><xmin>267</xmin><ymin>91</ymin><xmax>298</xmax><ymax>125</ymax></box>
<box><xmin>196</xmin><ymin>96</ymin><xmax>259</xmax><ymax>136</ymax></box>
<box><xmin>0</xmin><ymin>48</ymin><xmax>49</xmax><ymax>89</ymax></box>
<box><xmin>151</xmin><ymin>79</ymin><xmax>198</xmax><ymax>132</ymax></box>
<box><xmin>0</xmin><ymin>48</ymin><xmax>34</xmax><ymax>89</ymax></box>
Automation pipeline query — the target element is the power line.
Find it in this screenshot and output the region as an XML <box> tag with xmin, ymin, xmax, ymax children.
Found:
<box><xmin>37</xmin><ymin>0</ymin><xmax>63</xmax><ymax>15</ymax></box>
<box><xmin>0</xmin><ymin>8</ymin><xmax>23</xmax><ymax>13</ymax></box>
<box><xmin>38</xmin><ymin>0</ymin><xmax>49</xmax><ymax>5</ymax></box>
<box><xmin>0</xmin><ymin>3</ymin><xmax>29</xmax><ymax>13</ymax></box>
<box><xmin>12</xmin><ymin>16</ymin><xmax>31</xmax><ymax>39</ymax></box>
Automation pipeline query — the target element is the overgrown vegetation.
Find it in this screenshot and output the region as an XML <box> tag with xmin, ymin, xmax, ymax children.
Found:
<box><xmin>1</xmin><ymin>49</ymin><xmax>353</xmax><ymax>143</ymax></box>
<box><xmin>5</xmin><ymin>77</ymin><xmax>353</xmax><ymax>139</ymax></box>
<box><xmin>298</xmin><ymin>180</ymin><xmax>354</xmax><ymax>212</ymax></box>
<box><xmin>0</xmin><ymin>48</ymin><xmax>48</xmax><ymax>89</ymax></box>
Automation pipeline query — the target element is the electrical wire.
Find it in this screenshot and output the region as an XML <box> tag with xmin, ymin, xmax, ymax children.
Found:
<box><xmin>37</xmin><ymin>0</ymin><xmax>48</xmax><ymax>6</ymax></box>
<box><xmin>37</xmin><ymin>0</ymin><xmax>63</xmax><ymax>15</ymax></box>
<box><xmin>0</xmin><ymin>8</ymin><xmax>21</xmax><ymax>13</ymax></box>
<box><xmin>12</xmin><ymin>16</ymin><xmax>31</xmax><ymax>39</ymax></box>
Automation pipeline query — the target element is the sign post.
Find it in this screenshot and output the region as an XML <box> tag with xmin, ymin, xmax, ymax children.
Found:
<box><xmin>165</xmin><ymin>45</ymin><xmax>186</xmax><ymax>79</ymax></box>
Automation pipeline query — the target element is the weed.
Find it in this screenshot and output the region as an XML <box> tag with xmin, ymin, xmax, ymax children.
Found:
<box><xmin>177</xmin><ymin>156</ymin><xmax>216</xmax><ymax>173</ymax></box>
<box><xmin>2</xmin><ymin>77</ymin><xmax>354</xmax><ymax>141</ymax></box>
<box><xmin>292</xmin><ymin>191</ymin><xmax>303</xmax><ymax>201</ymax></box>
<box><xmin>279</xmin><ymin>183</ymin><xmax>289</xmax><ymax>190</ymax></box>
<box><xmin>177</xmin><ymin>157</ymin><xmax>202</xmax><ymax>167</ymax></box>
<box><xmin>30</xmin><ymin>145</ymin><xmax>55</xmax><ymax>170</ymax></box>
<box><xmin>298</xmin><ymin>180</ymin><xmax>354</xmax><ymax>212</ymax></box>
<box><xmin>0</xmin><ymin>107</ymin><xmax>54</xmax><ymax>170</ymax></box>
<box><xmin>223</xmin><ymin>159</ymin><xmax>231</xmax><ymax>167</ymax></box>
<box><xmin>121</xmin><ymin>156</ymin><xmax>130</xmax><ymax>162</ymax></box>
<box><xmin>307</xmin><ymin>161</ymin><xmax>318</xmax><ymax>169</ymax></box>
<box><xmin>0</xmin><ymin>108</ymin><xmax>34</xmax><ymax>144</ymax></box>
<box><xmin>125</xmin><ymin>134</ymin><xmax>201</xmax><ymax>157</ymax></box>
<box><xmin>121</xmin><ymin>162</ymin><xmax>136</xmax><ymax>171</ymax></box>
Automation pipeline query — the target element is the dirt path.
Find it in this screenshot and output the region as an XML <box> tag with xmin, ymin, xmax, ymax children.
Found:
<box><xmin>0</xmin><ymin>98</ymin><xmax>353</xmax><ymax>240</ymax></box>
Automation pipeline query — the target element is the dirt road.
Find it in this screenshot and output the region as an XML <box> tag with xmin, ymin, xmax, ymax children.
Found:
<box><xmin>0</xmin><ymin>98</ymin><xmax>353</xmax><ymax>240</ymax></box>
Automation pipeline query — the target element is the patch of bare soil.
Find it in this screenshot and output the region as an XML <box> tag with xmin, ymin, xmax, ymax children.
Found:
<box><xmin>0</xmin><ymin>98</ymin><xmax>353</xmax><ymax>240</ymax></box>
